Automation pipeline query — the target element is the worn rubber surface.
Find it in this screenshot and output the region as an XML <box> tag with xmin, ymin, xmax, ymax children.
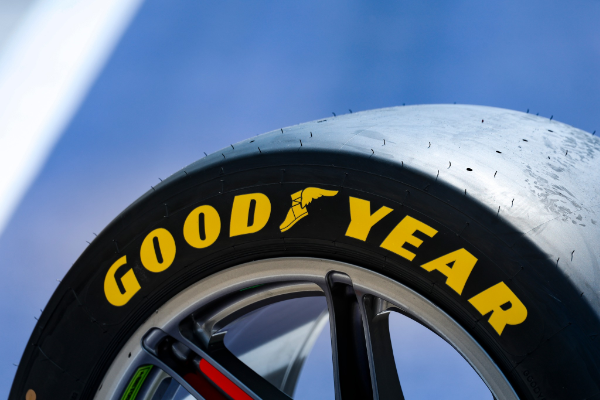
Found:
<box><xmin>11</xmin><ymin>105</ymin><xmax>600</xmax><ymax>399</ymax></box>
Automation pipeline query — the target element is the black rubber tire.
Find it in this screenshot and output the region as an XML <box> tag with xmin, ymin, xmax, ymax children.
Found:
<box><xmin>11</xmin><ymin>105</ymin><xmax>600</xmax><ymax>400</ymax></box>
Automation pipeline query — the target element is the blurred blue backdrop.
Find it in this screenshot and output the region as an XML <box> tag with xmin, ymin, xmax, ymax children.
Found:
<box><xmin>1</xmin><ymin>1</ymin><xmax>599</xmax><ymax>397</ymax></box>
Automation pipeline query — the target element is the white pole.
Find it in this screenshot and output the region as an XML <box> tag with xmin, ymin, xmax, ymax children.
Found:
<box><xmin>0</xmin><ymin>0</ymin><xmax>144</xmax><ymax>237</ymax></box>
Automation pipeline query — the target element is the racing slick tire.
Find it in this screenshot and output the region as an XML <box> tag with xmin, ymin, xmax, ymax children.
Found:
<box><xmin>10</xmin><ymin>104</ymin><xmax>600</xmax><ymax>400</ymax></box>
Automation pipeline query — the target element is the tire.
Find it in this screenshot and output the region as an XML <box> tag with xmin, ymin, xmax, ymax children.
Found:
<box><xmin>11</xmin><ymin>105</ymin><xmax>600</xmax><ymax>400</ymax></box>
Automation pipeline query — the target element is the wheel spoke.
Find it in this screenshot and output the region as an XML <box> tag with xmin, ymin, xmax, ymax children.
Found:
<box><xmin>141</xmin><ymin>328</ymin><xmax>205</xmax><ymax>399</ymax></box>
<box><xmin>158</xmin><ymin>281</ymin><xmax>327</xmax><ymax>399</ymax></box>
<box><xmin>360</xmin><ymin>295</ymin><xmax>405</xmax><ymax>400</ymax></box>
<box><xmin>143</xmin><ymin>327</ymin><xmax>269</xmax><ymax>400</ymax></box>
<box><xmin>324</xmin><ymin>272</ymin><xmax>374</xmax><ymax>400</ymax></box>
<box><xmin>199</xmin><ymin>332</ymin><xmax>292</xmax><ymax>400</ymax></box>
<box><xmin>170</xmin><ymin>321</ymin><xmax>293</xmax><ymax>400</ymax></box>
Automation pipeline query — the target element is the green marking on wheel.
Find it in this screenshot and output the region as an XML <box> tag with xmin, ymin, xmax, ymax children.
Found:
<box><xmin>121</xmin><ymin>365</ymin><xmax>153</xmax><ymax>400</ymax></box>
<box><xmin>240</xmin><ymin>284</ymin><xmax>262</xmax><ymax>291</ymax></box>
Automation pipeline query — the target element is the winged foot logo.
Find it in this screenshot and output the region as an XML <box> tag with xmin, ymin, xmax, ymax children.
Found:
<box><xmin>279</xmin><ymin>187</ymin><xmax>339</xmax><ymax>232</ymax></box>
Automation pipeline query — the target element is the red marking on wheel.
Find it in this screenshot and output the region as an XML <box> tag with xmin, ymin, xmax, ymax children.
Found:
<box><xmin>199</xmin><ymin>359</ymin><xmax>253</xmax><ymax>400</ymax></box>
<box><xmin>184</xmin><ymin>372</ymin><xmax>226</xmax><ymax>400</ymax></box>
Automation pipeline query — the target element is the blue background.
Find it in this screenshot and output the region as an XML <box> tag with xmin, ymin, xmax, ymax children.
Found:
<box><xmin>1</xmin><ymin>1</ymin><xmax>599</xmax><ymax>397</ymax></box>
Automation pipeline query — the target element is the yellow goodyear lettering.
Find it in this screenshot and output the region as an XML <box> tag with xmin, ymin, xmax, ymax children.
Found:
<box><xmin>230</xmin><ymin>193</ymin><xmax>271</xmax><ymax>237</ymax></box>
<box><xmin>420</xmin><ymin>248</ymin><xmax>477</xmax><ymax>295</ymax></box>
<box><xmin>345</xmin><ymin>197</ymin><xmax>393</xmax><ymax>241</ymax></box>
<box><xmin>104</xmin><ymin>256</ymin><xmax>140</xmax><ymax>306</ymax></box>
<box><xmin>468</xmin><ymin>282</ymin><xmax>527</xmax><ymax>335</ymax></box>
<box><xmin>184</xmin><ymin>205</ymin><xmax>221</xmax><ymax>248</ymax></box>
<box><xmin>140</xmin><ymin>228</ymin><xmax>176</xmax><ymax>273</ymax></box>
<box><xmin>380</xmin><ymin>215</ymin><xmax>437</xmax><ymax>261</ymax></box>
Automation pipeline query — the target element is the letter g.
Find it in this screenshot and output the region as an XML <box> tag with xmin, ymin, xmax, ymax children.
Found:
<box><xmin>104</xmin><ymin>256</ymin><xmax>141</xmax><ymax>306</ymax></box>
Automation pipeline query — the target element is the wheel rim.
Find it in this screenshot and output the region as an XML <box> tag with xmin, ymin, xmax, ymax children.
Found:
<box><xmin>96</xmin><ymin>258</ymin><xmax>518</xmax><ymax>400</ymax></box>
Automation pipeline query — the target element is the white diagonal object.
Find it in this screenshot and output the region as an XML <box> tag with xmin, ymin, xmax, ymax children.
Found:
<box><xmin>0</xmin><ymin>0</ymin><xmax>144</xmax><ymax>238</ymax></box>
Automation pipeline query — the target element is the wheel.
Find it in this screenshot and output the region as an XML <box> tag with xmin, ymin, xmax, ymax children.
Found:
<box><xmin>11</xmin><ymin>105</ymin><xmax>600</xmax><ymax>400</ymax></box>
